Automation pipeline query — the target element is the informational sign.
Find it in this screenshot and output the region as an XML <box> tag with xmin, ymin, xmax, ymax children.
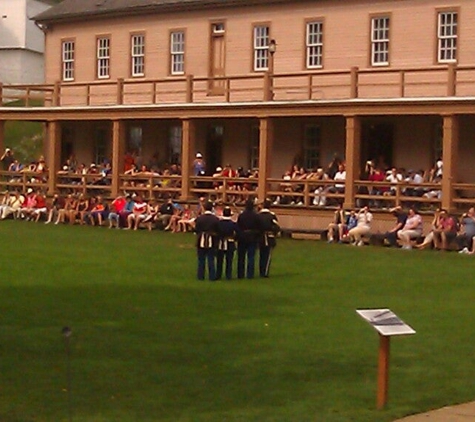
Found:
<box><xmin>356</xmin><ymin>308</ymin><xmax>416</xmax><ymax>409</ymax></box>
<box><xmin>356</xmin><ymin>308</ymin><xmax>416</xmax><ymax>337</ymax></box>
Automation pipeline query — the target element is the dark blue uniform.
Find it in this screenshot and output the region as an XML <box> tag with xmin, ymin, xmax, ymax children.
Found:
<box><xmin>195</xmin><ymin>211</ymin><xmax>220</xmax><ymax>281</ymax></box>
<box><xmin>237</xmin><ymin>204</ymin><xmax>260</xmax><ymax>279</ymax></box>
<box><xmin>257</xmin><ymin>208</ymin><xmax>280</xmax><ymax>277</ymax></box>
<box><xmin>216</xmin><ymin>217</ymin><xmax>238</xmax><ymax>280</ymax></box>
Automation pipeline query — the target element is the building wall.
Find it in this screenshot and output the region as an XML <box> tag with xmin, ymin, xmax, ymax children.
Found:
<box><xmin>44</xmin><ymin>0</ymin><xmax>475</xmax><ymax>88</ymax></box>
<box><xmin>0</xmin><ymin>49</ymin><xmax>45</xmax><ymax>84</ymax></box>
<box><xmin>0</xmin><ymin>0</ymin><xmax>27</xmax><ymax>49</ymax></box>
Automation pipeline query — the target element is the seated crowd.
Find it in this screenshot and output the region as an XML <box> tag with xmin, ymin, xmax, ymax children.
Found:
<box><xmin>0</xmin><ymin>189</ymin><xmax>222</xmax><ymax>233</ymax></box>
<box><xmin>325</xmin><ymin>203</ymin><xmax>475</xmax><ymax>254</ymax></box>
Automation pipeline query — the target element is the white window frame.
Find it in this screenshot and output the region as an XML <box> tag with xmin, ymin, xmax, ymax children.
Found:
<box><xmin>306</xmin><ymin>21</ymin><xmax>323</xmax><ymax>69</ymax></box>
<box><xmin>131</xmin><ymin>34</ymin><xmax>145</xmax><ymax>77</ymax></box>
<box><xmin>170</xmin><ymin>31</ymin><xmax>185</xmax><ymax>75</ymax></box>
<box><xmin>371</xmin><ymin>16</ymin><xmax>390</xmax><ymax>66</ymax></box>
<box><xmin>97</xmin><ymin>37</ymin><xmax>110</xmax><ymax>79</ymax></box>
<box><xmin>303</xmin><ymin>125</ymin><xmax>321</xmax><ymax>170</ymax></box>
<box><xmin>437</xmin><ymin>11</ymin><xmax>457</xmax><ymax>63</ymax></box>
<box><xmin>253</xmin><ymin>25</ymin><xmax>270</xmax><ymax>71</ymax></box>
<box><xmin>62</xmin><ymin>40</ymin><xmax>75</xmax><ymax>81</ymax></box>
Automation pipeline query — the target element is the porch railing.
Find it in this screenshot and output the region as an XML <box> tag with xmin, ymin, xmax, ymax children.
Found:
<box><xmin>2</xmin><ymin>171</ymin><xmax>475</xmax><ymax>210</ymax></box>
<box><xmin>1</xmin><ymin>64</ymin><xmax>474</xmax><ymax>107</ymax></box>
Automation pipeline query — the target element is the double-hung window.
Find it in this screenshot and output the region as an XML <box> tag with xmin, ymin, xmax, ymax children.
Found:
<box><xmin>437</xmin><ymin>11</ymin><xmax>457</xmax><ymax>63</ymax></box>
<box><xmin>306</xmin><ymin>21</ymin><xmax>323</xmax><ymax>68</ymax></box>
<box><xmin>131</xmin><ymin>34</ymin><xmax>145</xmax><ymax>77</ymax></box>
<box><xmin>371</xmin><ymin>16</ymin><xmax>390</xmax><ymax>66</ymax></box>
<box><xmin>253</xmin><ymin>25</ymin><xmax>270</xmax><ymax>71</ymax></box>
<box><xmin>97</xmin><ymin>37</ymin><xmax>110</xmax><ymax>79</ymax></box>
<box><xmin>303</xmin><ymin>125</ymin><xmax>321</xmax><ymax>170</ymax></box>
<box><xmin>62</xmin><ymin>40</ymin><xmax>75</xmax><ymax>81</ymax></box>
<box><xmin>170</xmin><ymin>31</ymin><xmax>185</xmax><ymax>75</ymax></box>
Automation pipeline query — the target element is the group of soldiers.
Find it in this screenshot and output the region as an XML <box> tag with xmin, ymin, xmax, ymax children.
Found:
<box><xmin>195</xmin><ymin>199</ymin><xmax>280</xmax><ymax>281</ymax></box>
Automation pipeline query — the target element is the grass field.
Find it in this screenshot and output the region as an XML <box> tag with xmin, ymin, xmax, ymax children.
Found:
<box><xmin>1</xmin><ymin>221</ymin><xmax>475</xmax><ymax>422</ymax></box>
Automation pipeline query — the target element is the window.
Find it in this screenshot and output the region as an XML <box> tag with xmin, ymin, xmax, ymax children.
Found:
<box><xmin>250</xmin><ymin>125</ymin><xmax>260</xmax><ymax>169</ymax></box>
<box><xmin>253</xmin><ymin>25</ymin><xmax>270</xmax><ymax>71</ymax></box>
<box><xmin>131</xmin><ymin>34</ymin><xmax>145</xmax><ymax>77</ymax></box>
<box><xmin>94</xmin><ymin>128</ymin><xmax>108</xmax><ymax>165</ymax></box>
<box><xmin>371</xmin><ymin>17</ymin><xmax>390</xmax><ymax>66</ymax></box>
<box><xmin>306</xmin><ymin>21</ymin><xmax>323</xmax><ymax>68</ymax></box>
<box><xmin>128</xmin><ymin>126</ymin><xmax>143</xmax><ymax>153</ymax></box>
<box><xmin>97</xmin><ymin>37</ymin><xmax>110</xmax><ymax>79</ymax></box>
<box><xmin>170</xmin><ymin>31</ymin><xmax>185</xmax><ymax>75</ymax></box>
<box><xmin>438</xmin><ymin>11</ymin><xmax>457</xmax><ymax>63</ymax></box>
<box><xmin>62</xmin><ymin>40</ymin><xmax>75</xmax><ymax>81</ymax></box>
<box><xmin>303</xmin><ymin>125</ymin><xmax>321</xmax><ymax>170</ymax></box>
<box><xmin>168</xmin><ymin>126</ymin><xmax>182</xmax><ymax>164</ymax></box>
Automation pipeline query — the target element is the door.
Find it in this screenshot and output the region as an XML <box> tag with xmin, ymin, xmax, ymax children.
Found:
<box><xmin>209</xmin><ymin>22</ymin><xmax>226</xmax><ymax>95</ymax></box>
<box><xmin>361</xmin><ymin>123</ymin><xmax>394</xmax><ymax>171</ymax></box>
<box><xmin>206</xmin><ymin>125</ymin><xmax>224</xmax><ymax>174</ymax></box>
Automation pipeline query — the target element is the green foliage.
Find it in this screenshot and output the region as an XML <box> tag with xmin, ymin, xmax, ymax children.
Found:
<box><xmin>4</xmin><ymin>121</ymin><xmax>43</xmax><ymax>163</ymax></box>
<box><xmin>0</xmin><ymin>223</ymin><xmax>474</xmax><ymax>422</ymax></box>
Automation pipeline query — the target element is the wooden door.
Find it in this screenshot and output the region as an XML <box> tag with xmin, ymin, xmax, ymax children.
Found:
<box><xmin>209</xmin><ymin>23</ymin><xmax>226</xmax><ymax>95</ymax></box>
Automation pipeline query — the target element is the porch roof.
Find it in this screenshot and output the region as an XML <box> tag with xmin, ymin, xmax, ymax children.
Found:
<box><xmin>34</xmin><ymin>0</ymin><xmax>313</xmax><ymax>23</ymax></box>
<box><xmin>2</xmin><ymin>96</ymin><xmax>475</xmax><ymax>122</ymax></box>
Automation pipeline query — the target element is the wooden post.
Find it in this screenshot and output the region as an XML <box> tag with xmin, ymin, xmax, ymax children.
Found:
<box><xmin>377</xmin><ymin>334</ymin><xmax>390</xmax><ymax>410</ymax></box>
<box><xmin>181</xmin><ymin>119</ymin><xmax>195</xmax><ymax>200</ymax></box>
<box><xmin>117</xmin><ymin>78</ymin><xmax>124</xmax><ymax>105</ymax></box>
<box><xmin>350</xmin><ymin>66</ymin><xmax>359</xmax><ymax>99</ymax></box>
<box><xmin>257</xmin><ymin>117</ymin><xmax>273</xmax><ymax>203</ymax></box>
<box><xmin>263</xmin><ymin>72</ymin><xmax>272</xmax><ymax>101</ymax></box>
<box><xmin>111</xmin><ymin>120</ymin><xmax>126</xmax><ymax>197</ymax></box>
<box><xmin>186</xmin><ymin>75</ymin><xmax>194</xmax><ymax>103</ymax></box>
<box><xmin>0</xmin><ymin>82</ymin><xmax>3</xmax><ymax>104</ymax></box>
<box><xmin>399</xmin><ymin>71</ymin><xmax>405</xmax><ymax>98</ymax></box>
<box><xmin>344</xmin><ymin>115</ymin><xmax>361</xmax><ymax>209</ymax></box>
<box><xmin>447</xmin><ymin>63</ymin><xmax>456</xmax><ymax>97</ymax></box>
<box><xmin>0</xmin><ymin>120</ymin><xmax>4</xmax><ymax>153</ymax></box>
<box><xmin>441</xmin><ymin>114</ymin><xmax>459</xmax><ymax>212</ymax></box>
<box><xmin>47</xmin><ymin>121</ymin><xmax>61</xmax><ymax>195</ymax></box>
<box><xmin>53</xmin><ymin>81</ymin><xmax>61</xmax><ymax>106</ymax></box>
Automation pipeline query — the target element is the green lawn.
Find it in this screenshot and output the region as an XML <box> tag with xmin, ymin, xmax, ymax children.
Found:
<box><xmin>1</xmin><ymin>221</ymin><xmax>474</xmax><ymax>422</ymax></box>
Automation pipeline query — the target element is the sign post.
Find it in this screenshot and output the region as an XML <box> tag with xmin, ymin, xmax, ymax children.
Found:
<box><xmin>356</xmin><ymin>309</ymin><xmax>416</xmax><ymax>409</ymax></box>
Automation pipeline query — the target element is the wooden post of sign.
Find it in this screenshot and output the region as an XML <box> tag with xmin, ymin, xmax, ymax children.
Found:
<box><xmin>377</xmin><ymin>334</ymin><xmax>390</xmax><ymax>409</ymax></box>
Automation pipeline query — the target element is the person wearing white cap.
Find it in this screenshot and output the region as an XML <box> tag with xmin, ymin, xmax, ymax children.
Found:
<box><xmin>1</xmin><ymin>148</ymin><xmax>14</xmax><ymax>171</ymax></box>
<box><xmin>193</xmin><ymin>152</ymin><xmax>206</xmax><ymax>175</ymax></box>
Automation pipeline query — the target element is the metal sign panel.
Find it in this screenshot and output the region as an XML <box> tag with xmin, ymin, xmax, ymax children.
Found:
<box><xmin>357</xmin><ymin>308</ymin><xmax>416</xmax><ymax>336</ymax></box>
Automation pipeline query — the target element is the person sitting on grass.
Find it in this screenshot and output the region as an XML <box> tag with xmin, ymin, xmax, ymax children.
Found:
<box><xmin>456</xmin><ymin>207</ymin><xmax>475</xmax><ymax>253</ymax></box>
<box><xmin>433</xmin><ymin>209</ymin><xmax>458</xmax><ymax>251</ymax></box>
<box><xmin>414</xmin><ymin>209</ymin><xmax>442</xmax><ymax>250</ymax></box>
<box><xmin>397</xmin><ymin>207</ymin><xmax>423</xmax><ymax>250</ymax></box>
<box><xmin>383</xmin><ymin>206</ymin><xmax>407</xmax><ymax>247</ymax></box>
<box><xmin>54</xmin><ymin>194</ymin><xmax>74</xmax><ymax>225</ymax></box>
<box><xmin>86</xmin><ymin>196</ymin><xmax>108</xmax><ymax>226</ymax></box>
<box><xmin>32</xmin><ymin>190</ymin><xmax>48</xmax><ymax>222</ymax></box>
<box><xmin>108</xmin><ymin>195</ymin><xmax>127</xmax><ymax>229</ymax></box>
<box><xmin>126</xmin><ymin>196</ymin><xmax>149</xmax><ymax>230</ymax></box>
<box><xmin>45</xmin><ymin>193</ymin><xmax>65</xmax><ymax>225</ymax></box>
<box><xmin>348</xmin><ymin>206</ymin><xmax>372</xmax><ymax>246</ymax></box>
<box><xmin>327</xmin><ymin>204</ymin><xmax>346</xmax><ymax>243</ymax></box>
<box><xmin>177</xmin><ymin>204</ymin><xmax>196</xmax><ymax>233</ymax></box>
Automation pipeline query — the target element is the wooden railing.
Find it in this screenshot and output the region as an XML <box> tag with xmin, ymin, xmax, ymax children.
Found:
<box><xmin>1</xmin><ymin>64</ymin><xmax>474</xmax><ymax>108</ymax></box>
<box><xmin>0</xmin><ymin>171</ymin><xmax>48</xmax><ymax>191</ymax></box>
<box><xmin>2</xmin><ymin>171</ymin><xmax>475</xmax><ymax>210</ymax></box>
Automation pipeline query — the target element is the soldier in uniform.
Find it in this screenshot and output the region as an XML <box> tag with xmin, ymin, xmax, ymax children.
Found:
<box><xmin>237</xmin><ymin>199</ymin><xmax>260</xmax><ymax>279</ymax></box>
<box><xmin>216</xmin><ymin>207</ymin><xmax>238</xmax><ymax>280</ymax></box>
<box><xmin>195</xmin><ymin>201</ymin><xmax>219</xmax><ymax>281</ymax></box>
<box><xmin>257</xmin><ymin>199</ymin><xmax>280</xmax><ymax>278</ymax></box>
